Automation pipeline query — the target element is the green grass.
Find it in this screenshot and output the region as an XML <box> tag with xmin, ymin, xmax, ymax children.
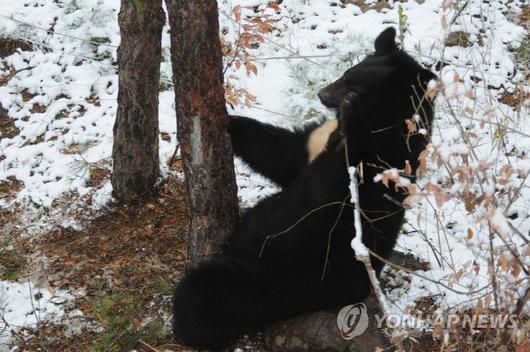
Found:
<box><xmin>0</xmin><ymin>246</ymin><xmax>24</xmax><ymax>281</ymax></box>
<box><xmin>148</xmin><ymin>277</ymin><xmax>174</xmax><ymax>296</ymax></box>
<box><xmin>515</xmin><ymin>38</ymin><xmax>529</xmax><ymax>63</ymax></box>
<box><xmin>89</xmin><ymin>294</ymin><xmax>170</xmax><ymax>352</ymax></box>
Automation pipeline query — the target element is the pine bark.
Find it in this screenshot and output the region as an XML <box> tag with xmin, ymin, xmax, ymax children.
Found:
<box><xmin>112</xmin><ymin>0</ymin><xmax>165</xmax><ymax>203</ymax></box>
<box><xmin>165</xmin><ymin>0</ymin><xmax>238</xmax><ymax>267</ymax></box>
<box><xmin>264</xmin><ymin>292</ymin><xmax>392</xmax><ymax>352</ymax></box>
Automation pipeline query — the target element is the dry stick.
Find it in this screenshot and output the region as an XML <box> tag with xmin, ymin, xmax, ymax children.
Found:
<box><xmin>426</xmin><ymin>198</ymin><xmax>456</xmax><ymax>271</ymax></box>
<box><xmin>0</xmin><ymin>66</ymin><xmax>35</xmax><ymax>86</ymax></box>
<box><xmin>462</xmin><ymin>113</ymin><xmax>530</xmax><ymax>139</ymax></box>
<box><xmin>499</xmin><ymin>283</ymin><xmax>530</xmax><ymax>345</ymax></box>
<box><xmin>348</xmin><ymin>165</ymin><xmax>388</xmax><ymax>306</ymax></box>
<box><xmin>405</xmin><ymin>221</ymin><xmax>445</xmax><ymax>268</ymax></box>
<box><xmin>487</xmin><ymin>225</ymin><xmax>500</xmax><ymax>313</ymax></box>
<box><xmin>514</xmin><ymin>286</ymin><xmax>530</xmax><ymax>319</ymax></box>
<box><xmin>6</xmin><ymin>32</ymin><xmax>118</xmax><ymax>74</ymax></box>
<box><xmin>259</xmin><ymin>199</ymin><xmax>403</xmax><ymax>261</ymax></box>
<box><xmin>258</xmin><ymin>201</ymin><xmax>348</xmax><ymax>258</ymax></box>
<box><xmin>360</xmin><ymin>206</ymin><xmax>404</xmax><ymax>225</ymax></box>
<box><xmin>253</xmin><ymin>54</ymin><xmax>342</xmax><ymax>60</ymax></box>
<box><xmin>367</xmin><ymin>249</ymin><xmax>492</xmax><ymax>296</ymax></box>
<box><xmin>0</xmin><ymin>317</ymin><xmax>25</xmax><ymax>343</ymax></box>
<box><xmin>504</xmin><ymin>168</ymin><xmax>530</xmax><ymax>215</ymax></box>
<box><xmin>321</xmin><ymin>194</ymin><xmax>349</xmax><ymax>281</ymax></box>
<box><xmin>8</xmin><ymin>15</ymin><xmax>521</xmax><ymax>81</ymax></box>
<box><xmin>434</xmin><ymin>6</ymin><xmax>498</xmax><ymax>210</ymax></box>
<box><xmin>163</xmin><ymin>75</ymin><xmax>296</xmax><ymax>119</ymax></box>
<box><xmin>499</xmin><ymin>285</ymin><xmax>530</xmax><ymax>345</ymax></box>
<box><xmin>259</xmin><ymin>195</ymin><xmax>405</xmax><ymax>270</ymax></box>
<box><xmin>222</xmin><ymin>5</ymin><xmax>268</xmax><ymax>76</ymax></box>
<box><xmin>342</xmin><ymin>136</ymin><xmax>397</xmax><ymax>348</ymax></box>
<box><xmin>219</xmin><ymin>10</ymin><xmax>324</xmax><ymax>68</ymax></box>
<box><xmin>441</xmin><ymin>80</ymin><xmax>521</xmax><ymax>323</ymax></box>
<box><xmin>168</xmin><ymin>143</ymin><xmax>180</xmax><ymax>166</ymax></box>
<box><xmin>0</xmin><ymin>15</ymin><xmax>119</xmax><ymax>48</ymax></box>
<box><xmin>507</xmin><ymin>222</ymin><xmax>530</xmax><ymax>244</ymax></box>
<box><xmin>248</xmin><ymin>104</ymin><xmax>294</xmax><ymax>118</ymax></box>
<box><xmin>490</xmin><ymin>226</ymin><xmax>529</xmax><ymax>276</ymax></box>
<box><xmin>448</xmin><ymin>0</ymin><xmax>471</xmax><ymax>26</ymax></box>
<box><xmin>26</xmin><ymin>279</ymin><xmax>40</xmax><ymax>324</ymax></box>
<box><xmin>137</xmin><ymin>339</ymin><xmax>161</xmax><ymax>352</ymax></box>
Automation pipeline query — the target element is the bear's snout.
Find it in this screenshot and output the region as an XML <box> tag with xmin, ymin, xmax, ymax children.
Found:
<box><xmin>317</xmin><ymin>89</ymin><xmax>333</xmax><ymax>107</ymax></box>
<box><xmin>318</xmin><ymin>82</ymin><xmax>349</xmax><ymax>109</ymax></box>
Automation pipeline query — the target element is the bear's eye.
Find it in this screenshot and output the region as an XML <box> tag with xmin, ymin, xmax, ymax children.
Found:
<box><xmin>342</xmin><ymin>74</ymin><xmax>357</xmax><ymax>85</ymax></box>
<box><xmin>352</xmin><ymin>86</ymin><xmax>368</xmax><ymax>95</ymax></box>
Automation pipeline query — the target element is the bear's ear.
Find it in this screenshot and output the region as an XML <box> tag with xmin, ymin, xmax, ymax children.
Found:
<box><xmin>374</xmin><ymin>27</ymin><xmax>397</xmax><ymax>55</ymax></box>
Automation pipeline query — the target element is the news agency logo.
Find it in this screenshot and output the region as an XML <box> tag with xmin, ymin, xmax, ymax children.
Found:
<box><xmin>337</xmin><ymin>303</ymin><xmax>520</xmax><ymax>340</ymax></box>
<box><xmin>337</xmin><ymin>303</ymin><xmax>369</xmax><ymax>340</ymax></box>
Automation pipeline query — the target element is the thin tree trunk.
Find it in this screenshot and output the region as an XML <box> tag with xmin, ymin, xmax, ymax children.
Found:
<box><xmin>165</xmin><ymin>0</ymin><xmax>238</xmax><ymax>268</ymax></box>
<box><xmin>112</xmin><ymin>0</ymin><xmax>165</xmax><ymax>203</ymax></box>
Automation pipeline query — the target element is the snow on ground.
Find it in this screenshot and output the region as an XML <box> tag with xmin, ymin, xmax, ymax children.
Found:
<box><xmin>0</xmin><ymin>281</ymin><xmax>73</xmax><ymax>349</ymax></box>
<box><xmin>0</xmin><ymin>0</ymin><xmax>528</xmax><ymax>347</ymax></box>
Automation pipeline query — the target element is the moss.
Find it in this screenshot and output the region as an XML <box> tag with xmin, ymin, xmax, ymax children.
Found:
<box><xmin>0</xmin><ymin>246</ymin><xmax>24</xmax><ymax>281</ymax></box>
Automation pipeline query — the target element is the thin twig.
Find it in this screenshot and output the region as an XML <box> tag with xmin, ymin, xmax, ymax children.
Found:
<box><xmin>0</xmin><ymin>15</ymin><xmax>119</xmax><ymax>48</ymax></box>
<box><xmin>500</xmin><ymin>286</ymin><xmax>530</xmax><ymax>345</ymax></box>
<box><xmin>258</xmin><ymin>201</ymin><xmax>348</xmax><ymax>258</ymax></box>
<box><xmin>504</xmin><ymin>169</ymin><xmax>530</xmax><ymax>215</ymax></box>
<box><xmin>321</xmin><ymin>194</ymin><xmax>349</xmax><ymax>281</ymax></box>
<box><xmin>490</xmin><ymin>226</ymin><xmax>529</xmax><ymax>276</ymax></box>
<box><xmin>488</xmin><ymin>225</ymin><xmax>500</xmax><ymax>313</ymax></box>
<box><xmin>0</xmin><ymin>66</ymin><xmax>35</xmax><ymax>86</ymax></box>
<box><xmin>368</xmin><ymin>249</ymin><xmax>491</xmax><ymax>296</ymax></box>
<box><xmin>137</xmin><ymin>339</ymin><xmax>162</xmax><ymax>352</ymax></box>
<box><xmin>168</xmin><ymin>144</ymin><xmax>180</xmax><ymax>166</ymax></box>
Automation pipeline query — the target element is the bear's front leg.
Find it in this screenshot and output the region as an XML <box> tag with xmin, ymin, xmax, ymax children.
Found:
<box><xmin>228</xmin><ymin>116</ymin><xmax>310</xmax><ymax>187</ymax></box>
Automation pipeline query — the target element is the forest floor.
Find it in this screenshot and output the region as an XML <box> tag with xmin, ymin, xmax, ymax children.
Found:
<box><xmin>1</xmin><ymin>163</ymin><xmax>190</xmax><ymax>351</ymax></box>
<box><xmin>1</xmin><ymin>157</ymin><xmax>268</xmax><ymax>351</ymax></box>
<box><xmin>1</xmin><ymin>0</ymin><xmax>529</xmax><ymax>351</ymax></box>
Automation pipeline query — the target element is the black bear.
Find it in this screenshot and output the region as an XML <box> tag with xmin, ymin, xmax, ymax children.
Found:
<box><xmin>172</xmin><ymin>27</ymin><xmax>436</xmax><ymax>350</ymax></box>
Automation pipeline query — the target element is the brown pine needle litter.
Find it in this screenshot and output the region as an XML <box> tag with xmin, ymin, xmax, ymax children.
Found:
<box><xmin>10</xmin><ymin>175</ymin><xmax>192</xmax><ymax>351</ymax></box>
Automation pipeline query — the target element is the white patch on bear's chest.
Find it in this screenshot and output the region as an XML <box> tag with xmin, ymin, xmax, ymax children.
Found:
<box><xmin>307</xmin><ymin>119</ymin><xmax>338</xmax><ymax>162</ymax></box>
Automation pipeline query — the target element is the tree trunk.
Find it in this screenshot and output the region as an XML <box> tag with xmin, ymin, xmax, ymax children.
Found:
<box><xmin>263</xmin><ymin>250</ymin><xmax>429</xmax><ymax>351</ymax></box>
<box><xmin>264</xmin><ymin>292</ymin><xmax>392</xmax><ymax>352</ymax></box>
<box><xmin>112</xmin><ymin>0</ymin><xmax>165</xmax><ymax>203</ymax></box>
<box><xmin>165</xmin><ymin>0</ymin><xmax>238</xmax><ymax>268</ymax></box>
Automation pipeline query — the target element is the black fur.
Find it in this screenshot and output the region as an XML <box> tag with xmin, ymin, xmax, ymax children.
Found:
<box><xmin>172</xmin><ymin>27</ymin><xmax>436</xmax><ymax>350</ymax></box>
<box><xmin>227</xmin><ymin>116</ymin><xmax>319</xmax><ymax>187</ymax></box>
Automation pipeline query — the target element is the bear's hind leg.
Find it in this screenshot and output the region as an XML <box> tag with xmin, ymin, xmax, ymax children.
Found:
<box><xmin>172</xmin><ymin>255</ymin><xmax>266</xmax><ymax>350</ymax></box>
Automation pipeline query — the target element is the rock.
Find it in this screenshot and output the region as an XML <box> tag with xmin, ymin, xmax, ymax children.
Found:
<box><xmin>445</xmin><ymin>31</ymin><xmax>472</xmax><ymax>47</ymax></box>
<box><xmin>388</xmin><ymin>250</ymin><xmax>430</xmax><ymax>272</ymax></box>
<box><xmin>50</xmin><ymin>295</ymin><xmax>67</xmax><ymax>305</ymax></box>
